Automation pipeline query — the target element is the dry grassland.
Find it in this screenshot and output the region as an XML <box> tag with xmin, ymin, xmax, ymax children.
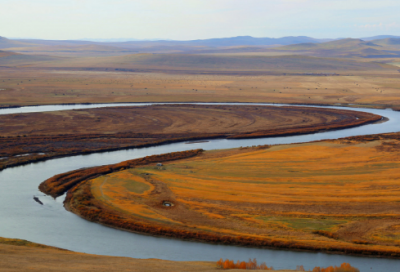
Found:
<box><xmin>1</xmin><ymin>68</ymin><xmax>400</xmax><ymax>108</ymax></box>
<box><xmin>0</xmin><ymin>243</ymin><xmax>221</xmax><ymax>272</ymax></box>
<box><xmin>72</xmin><ymin>133</ymin><xmax>400</xmax><ymax>257</ymax></box>
<box><xmin>0</xmin><ymin>238</ymin><xmax>298</xmax><ymax>271</ymax></box>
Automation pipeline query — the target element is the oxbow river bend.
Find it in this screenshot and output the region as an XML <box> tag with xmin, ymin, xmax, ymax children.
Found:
<box><xmin>1</xmin><ymin>103</ymin><xmax>400</xmax><ymax>271</ymax></box>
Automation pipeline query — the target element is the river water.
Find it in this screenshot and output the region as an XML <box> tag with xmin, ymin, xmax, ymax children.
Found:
<box><xmin>1</xmin><ymin>103</ymin><xmax>400</xmax><ymax>271</ymax></box>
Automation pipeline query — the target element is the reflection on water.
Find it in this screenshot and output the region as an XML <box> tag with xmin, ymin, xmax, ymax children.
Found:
<box><xmin>1</xmin><ymin>103</ymin><xmax>400</xmax><ymax>271</ymax></box>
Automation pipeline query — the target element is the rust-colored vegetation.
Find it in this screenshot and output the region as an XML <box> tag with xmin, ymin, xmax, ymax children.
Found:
<box><xmin>217</xmin><ymin>258</ymin><xmax>274</xmax><ymax>270</ymax></box>
<box><xmin>62</xmin><ymin>132</ymin><xmax>400</xmax><ymax>258</ymax></box>
<box><xmin>311</xmin><ymin>263</ymin><xmax>360</xmax><ymax>272</ymax></box>
<box><xmin>0</xmin><ymin>104</ymin><xmax>380</xmax><ymax>171</ymax></box>
<box><xmin>215</xmin><ymin>259</ymin><xmax>359</xmax><ymax>272</ymax></box>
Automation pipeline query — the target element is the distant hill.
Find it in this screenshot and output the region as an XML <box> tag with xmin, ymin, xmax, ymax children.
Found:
<box><xmin>0</xmin><ymin>50</ymin><xmax>58</xmax><ymax>66</ymax></box>
<box><xmin>281</xmin><ymin>39</ymin><xmax>378</xmax><ymax>50</ymax></box>
<box><xmin>0</xmin><ymin>36</ymin><xmax>331</xmax><ymax>56</ymax></box>
<box><xmin>28</xmin><ymin>53</ymin><xmax>395</xmax><ymax>75</ymax></box>
<box><xmin>8</xmin><ymin>44</ymin><xmax>136</xmax><ymax>54</ymax></box>
<box><xmin>170</xmin><ymin>36</ymin><xmax>331</xmax><ymax>47</ymax></box>
<box><xmin>13</xmin><ymin>36</ymin><xmax>330</xmax><ymax>47</ymax></box>
<box><xmin>361</xmin><ymin>35</ymin><xmax>400</xmax><ymax>41</ymax></box>
<box><xmin>3</xmin><ymin>36</ymin><xmax>330</xmax><ymax>54</ymax></box>
<box><xmin>0</xmin><ymin>36</ymin><xmax>37</xmax><ymax>49</ymax></box>
<box><xmin>3</xmin><ymin>35</ymin><xmax>400</xmax><ymax>58</ymax></box>
<box><xmin>269</xmin><ymin>38</ymin><xmax>400</xmax><ymax>58</ymax></box>
<box><xmin>102</xmin><ymin>36</ymin><xmax>332</xmax><ymax>51</ymax></box>
<box><xmin>1</xmin><ymin>46</ymin><xmax>396</xmax><ymax>75</ymax></box>
<box><xmin>372</xmin><ymin>38</ymin><xmax>400</xmax><ymax>46</ymax></box>
<box><xmin>11</xmin><ymin>39</ymin><xmax>97</xmax><ymax>47</ymax></box>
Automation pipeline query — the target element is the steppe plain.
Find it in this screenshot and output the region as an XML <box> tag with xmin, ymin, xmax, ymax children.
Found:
<box><xmin>2</xmin><ymin>36</ymin><xmax>400</xmax><ymax>270</ymax></box>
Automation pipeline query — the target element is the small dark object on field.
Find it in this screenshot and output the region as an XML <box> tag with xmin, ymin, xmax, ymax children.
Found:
<box><xmin>33</xmin><ymin>196</ymin><xmax>43</xmax><ymax>205</ymax></box>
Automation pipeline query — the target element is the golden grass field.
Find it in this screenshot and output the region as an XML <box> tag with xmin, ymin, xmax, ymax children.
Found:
<box><xmin>78</xmin><ymin>133</ymin><xmax>400</xmax><ymax>256</ymax></box>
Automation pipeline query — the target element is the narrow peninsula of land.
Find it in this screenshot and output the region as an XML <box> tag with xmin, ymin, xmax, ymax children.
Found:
<box><xmin>0</xmin><ymin>104</ymin><xmax>381</xmax><ymax>171</ymax></box>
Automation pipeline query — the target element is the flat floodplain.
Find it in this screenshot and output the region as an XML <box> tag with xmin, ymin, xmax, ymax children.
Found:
<box><xmin>0</xmin><ymin>68</ymin><xmax>400</xmax><ymax>109</ymax></box>
<box><xmin>67</xmin><ymin>133</ymin><xmax>400</xmax><ymax>257</ymax></box>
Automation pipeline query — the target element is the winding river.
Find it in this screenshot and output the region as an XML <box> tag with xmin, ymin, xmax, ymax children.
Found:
<box><xmin>1</xmin><ymin>103</ymin><xmax>400</xmax><ymax>271</ymax></box>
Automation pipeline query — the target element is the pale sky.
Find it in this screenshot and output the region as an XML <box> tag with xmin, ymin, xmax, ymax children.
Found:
<box><xmin>1</xmin><ymin>0</ymin><xmax>399</xmax><ymax>40</ymax></box>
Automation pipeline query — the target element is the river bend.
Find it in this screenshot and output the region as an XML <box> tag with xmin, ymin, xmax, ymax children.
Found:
<box><xmin>1</xmin><ymin>103</ymin><xmax>400</xmax><ymax>271</ymax></box>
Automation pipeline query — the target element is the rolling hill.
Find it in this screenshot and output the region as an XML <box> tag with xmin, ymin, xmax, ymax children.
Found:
<box><xmin>0</xmin><ymin>36</ymin><xmax>38</xmax><ymax>49</ymax></box>
<box><xmin>2</xmin><ymin>36</ymin><xmax>330</xmax><ymax>55</ymax></box>
<box><xmin>0</xmin><ymin>50</ymin><xmax>59</xmax><ymax>66</ymax></box>
<box><xmin>3</xmin><ymin>44</ymin><xmax>138</xmax><ymax>57</ymax></box>
<box><xmin>1</xmin><ymin>36</ymin><xmax>399</xmax><ymax>74</ymax></box>
<box><xmin>106</xmin><ymin>36</ymin><xmax>331</xmax><ymax>48</ymax></box>
<box><xmin>4</xmin><ymin>36</ymin><xmax>400</xmax><ymax>58</ymax></box>
<box><xmin>23</xmin><ymin>52</ymin><xmax>394</xmax><ymax>75</ymax></box>
<box><xmin>372</xmin><ymin>38</ymin><xmax>400</xmax><ymax>46</ymax></box>
<box><xmin>267</xmin><ymin>38</ymin><xmax>400</xmax><ymax>58</ymax></box>
<box><xmin>361</xmin><ymin>35</ymin><xmax>400</xmax><ymax>41</ymax></box>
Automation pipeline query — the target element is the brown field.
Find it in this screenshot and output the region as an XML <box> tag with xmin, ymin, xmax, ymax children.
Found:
<box><xmin>0</xmin><ymin>104</ymin><xmax>379</xmax><ymax>137</ymax></box>
<box><xmin>63</xmin><ymin>133</ymin><xmax>400</xmax><ymax>258</ymax></box>
<box><xmin>1</xmin><ymin>67</ymin><xmax>400</xmax><ymax>109</ymax></box>
<box><xmin>1</xmin><ymin>104</ymin><xmax>380</xmax><ymax>171</ymax></box>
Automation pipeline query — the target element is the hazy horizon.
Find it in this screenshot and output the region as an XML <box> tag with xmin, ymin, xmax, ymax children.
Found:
<box><xmin>4</xmin><ymin>34</ymin><xmax>399</xmax><ymax>42</ymax></box>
